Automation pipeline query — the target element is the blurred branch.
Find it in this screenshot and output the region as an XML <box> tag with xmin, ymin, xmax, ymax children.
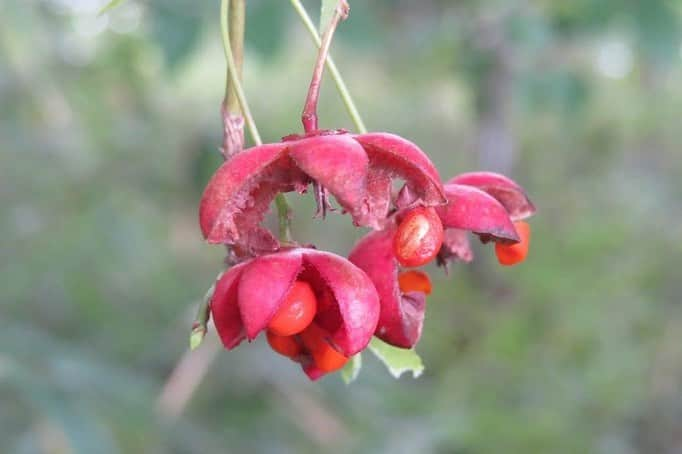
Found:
<box><xmin>269</xmin><ymin>382</ymin><xmax>348</xmax><ymax>446</ymax></box>
<box><xmin>157</xmin><ymin>332</ymin><xmax>222</xmax><ymax>419</ymax></box>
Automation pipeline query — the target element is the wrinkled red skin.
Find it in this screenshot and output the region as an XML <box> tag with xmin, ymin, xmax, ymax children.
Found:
<box><xmin>199</xmin><ymin>130</ymin><xmax>446</xmax><ymax>253</ymax></box>
<box><xmin>348</xmin><ymin>224</ymin><xmax>426</xmax><ymax>349</ymax></box>
<box><xmin>199</xmin><ymin>143</ymin><xmax>308</xmax><ymax>246</ymax></box>
<box><xmin>210</xmin><ymin>248</ymin><xmax>380</xmax><ymax>379</ymax></box>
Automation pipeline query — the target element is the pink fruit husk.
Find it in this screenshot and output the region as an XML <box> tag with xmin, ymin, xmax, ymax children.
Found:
<box><xmin>199</xmin><ymin>143</ymin><xmax>308</xmax><ymax>246</ymax></box>
<box><xmin>210</xmin><ymin>248</ymin><xmax>380</xmax><ymax>379</ymax></box>
<box><xmin>436</xmin><ymin>183</ymin><xmax>520</xmax><ymax>243</ymax></box>
<box><xmin>435</xmin><ymin>172</ymin><xmax>536</xmax><ymax>267</ymax></box>
<box><xmin>199</xmin><ymin>131</ymin><xmax>447</xmax><ymax>252</ymax></box>
<box><xmin>447</xmin><ymin>171</ymin><xmax>536</xmax><ymax>221</ymax></box>
<box><xmin>348</xmin><ymin>225</ymin><xmax>426</xmax><ymax>349</ymax></box>
<box><xmin>354</xmin><ymin>133</ymin><xmax>446</xmax><ymax>227</ymax></box>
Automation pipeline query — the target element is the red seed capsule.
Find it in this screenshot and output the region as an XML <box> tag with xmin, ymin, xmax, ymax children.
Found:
<box><xmin>495</xmin><ymin>221</ymin><xmax>531</xmax><ymax>266</ymax></box>
<box><xmin>268</xmin><ymin>281</ymin><xmax>317</xmax><ymax>336</ymax></box>
<box><xmin>266</xmin><ymin>330</ymin><xmax>302</xmax><ymax>358</ymax></box>
<box><xmin>398</xmin><ymin>270</ymin><xmax>433</xmax><ymax>295</ymax></box>
<box><xmin>393</xmin><ymin>207</ymin><xmax>444</xmax><ymax>268</ymax></box>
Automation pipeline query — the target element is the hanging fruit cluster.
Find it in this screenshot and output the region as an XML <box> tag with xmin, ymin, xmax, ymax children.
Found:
<box><xmin>195</xmin><ymin>0</ymin><xmax>536</xmax><ymax>381</ymax></box>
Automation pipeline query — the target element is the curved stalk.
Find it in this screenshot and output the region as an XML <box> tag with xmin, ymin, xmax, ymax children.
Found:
<box><xmin>301</xmin><ymin>0</ymin><xmax>349</xmax><ymax>132</ymax></box>
<box><xmin>290</xmin><ymin>0</ymin><xmax>367</xmax><ymax>134</ymax></box>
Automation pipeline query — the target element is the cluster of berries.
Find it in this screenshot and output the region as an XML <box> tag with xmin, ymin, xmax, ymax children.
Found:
<box><xmin>199</xmin><ymin>129</ymin><xmax>535</xmax><ymax>380</ymax></box>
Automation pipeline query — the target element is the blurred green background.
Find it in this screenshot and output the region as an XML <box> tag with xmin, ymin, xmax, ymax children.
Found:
<box><xmin>2</xmin><ymin>0</ymin><xmax>682</xmax><ymax>452</ymax></box>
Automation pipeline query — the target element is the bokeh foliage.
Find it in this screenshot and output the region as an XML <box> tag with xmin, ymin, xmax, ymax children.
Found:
<box><xmin>2</xmin><ymin>0</ymin><xmax>682</xmax><ymax>452</ymax></box>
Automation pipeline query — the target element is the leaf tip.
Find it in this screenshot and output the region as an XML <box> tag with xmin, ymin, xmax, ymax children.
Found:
<box><xmin>340</xmin><ymin>353</ymin><xmax>362</xmax><ymax>384</ymax></box>
<box><xmin>189</xmin><ymin>328</ymin><xmax>205</xmax><ymax>350</ymax></box>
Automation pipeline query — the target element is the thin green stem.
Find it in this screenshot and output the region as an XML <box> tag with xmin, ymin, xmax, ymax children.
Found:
<box><xmin>289</xmin><ymin>0</ymin><xmax>368</xmax><ymax>134</ymax></box>
<box><xmin>220</xmin><ymin>0</ymin><xmax>261</xmax><ymax>145</ymax></box>
<box><xmin>221</xmin><ymin>0</ymin><xmax>245</xmax><ymax>158</ymax></box>
<box><xmin>224</xmin><ymin>0</ymin><xmax>245</xmax><ymax>114</ymax></box>
<box><xmin>272</xmin><ymin>193</ymin><xmax>293</xmax><ymax>242</ymax></box>
<box><xmin>220</xmin><ymin>0</ymin><xmax>292</xmax><ymax>240</ymax></box>
<box><xmin>275</xmin><ymin>195</ymin><xmax>293</xmax><ymax>242</ymax></box>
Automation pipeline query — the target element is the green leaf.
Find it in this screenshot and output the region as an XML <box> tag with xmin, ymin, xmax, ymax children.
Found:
<box><xmin>341</xmin><ymin>353</ymin><xmax>362</xmax><ymax>384</ymax></box>
<box><xmin>368</xmin><ymin>337</ymin><xmax>424</xmax><ymax>379</ymax></box>
<box><xmin>189</xmin><ymin>328</ymin><xmax>205</xmax><ymax>350</ymax></box>
<box><xmin>97</xmin><ymin>0</ymin><xmax>128</xmax><ymax>16</ymax></box>
<box><xmin>319</xmin><ymin>0</ymin><xmax>337</xmax><ymax>34</ymax></box>
<box><xmin>189</xmin><ymin>280</ymin><xmax>216</xmax><ymax>350</ymax></box>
